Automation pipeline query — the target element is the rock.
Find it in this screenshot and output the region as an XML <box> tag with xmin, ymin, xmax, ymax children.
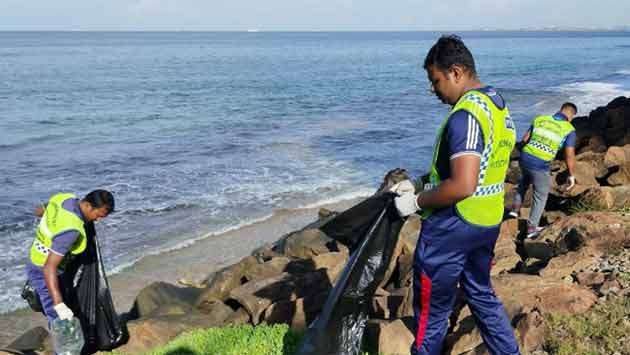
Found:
<box><xmin>284</xmin><ymin>251</ymin><xmax>348</xmax><ymax>281</ymax></box>
<box><xmin>370</xmin><ymin>287</ymin><xmax>412</xmax><ymax>319</ymax></box>
<box><xmin>115</xmin><ymin>311</ymin><xmax>227</xmax><ymax>354</ymax></box>
<box><xmin>379</xmin><ymin>214</ymin><xmax>420</xmax><ymax>289</ymax></box>
<box><xmin>515</xmin><ymin>309</ymin><xmax>545</xmax><ymax>353</ymax></box>
<box><xmin>242</xmin><ymin>256</ymin><xmax>291</xmax><ymax>283</ymax></box>
<box><xmin>251</xmin><ymin>243</ymin><xmax>283</xmax><ymax>261</ymax></box>
<box><xmin>575</xmin><ymin>271</ymin><xmax>606</xmax><ymax>287</ymax></box>
<box><xmin>5</xmin><ymin>326</ymin><xmax>49</xmax><ymax>353</ymax></box>
<box><xmin>228</xmin><ymin>270</ymin><xmax>331</xmax><ymax>325</ymax></box>
<box><xmin>604</xmin><ymin>144</ymin><xmax>630</xmax><ymax>168</ymax></box>
<box><xmin>133</xmin><ymin>281</ymin><xmax>202</xmax><ymax>319</ymax></box>
<box><xmin>542</xmin><ymin>210</ymin><xmax>567</xmax><ymax>225</ymax></box>
<box><xmin>492</xmin><ymin>219</ymin><xmax>521</xmax><ymax>276</ymax></box>
<box><xmin>577</xmin><ymin>186</ymin><xmax>615</xmax><ymax>210</ymax></box>
<box><xmin>198</xmin><ymin>256</ymin><xmax>259</xmax><ymax>301</ymax></box>
<box><xmin>610</xmin><ymin>186</ymin><xmax>630</xmax><ymax>209</ymax></box>
<box><xmin>262</xmin><ymin>291</ymin><xmax>328</xmax><ymax>330</ymax></box>
<box><xmin>365</xmin><ymin>318</ymin><xmax>415</xmax><ymax>355</ymax></box>
<box><xmin>576</xmin><ymin>151</ymin><xmax>609</xmax><ymax>178</ymax></box>
<box><xmin>524</xmin><ymin>212</ymin><xmax>630</xmax><ymax>262</ymax></box>
<box><xmin>310</xmin><ymin>251</ymin><xmax>348</xmax><ymax>283</ymax></box>
<box><xmin>578</xmin><ymin>135</ymin><xmax>607</xmax><ymax>154</ymax></box>
<box><xmin>283</xmin><ymin>228</ymin><xmax>341</xmax><ymax>259</ymax></box>
<box><xmin>572</xmin><ymin>161</ymin><xmax>600</xmax><ymax>187</ymax></box>
<box><xmin>599</xmin><ymin>278</ymin><xmax>622</xmax><ymax>296</ymax></box>
<box><xmin>224</xmin><ymin>307</ymin><xmax>251</xmax><ymax>325</ymax></box>
<box><xmin>539</xmin><ymin>248</ymin><xmax>602</xmax><ymax>281</ymax></box>
<box><xmin>493</xmin><ymin>274</ymin><xmax>598</xmax><ymax>316</ymax></box>
<box><xmin>607</xmin><ymin>162</ymin><xmax>630</xmax><ymax>186</ymax></box>
<box><xmin>195</xmin><ymin>296</ymin><xmax>235</xmax><ymax>323</ymax></box>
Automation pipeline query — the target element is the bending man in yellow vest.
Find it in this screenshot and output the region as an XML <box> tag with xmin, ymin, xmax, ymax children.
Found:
<box><xmin>394</xmin><ymin>35</ymin><xmax>520</xmax><ymax>355</ymax></box>
<box><xmin>27</xmin><ymin>190</ymin><xmax>114</xmax><ymax>325</ymax></box>
<box><xmin>510</xmin><ymin>103</ymin><xmax>577</xmax><ymax>238</ymax></box>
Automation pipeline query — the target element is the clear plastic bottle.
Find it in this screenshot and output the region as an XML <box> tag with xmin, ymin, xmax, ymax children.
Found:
<box><xmin>51</xmin><ymin>318</ymin><xmax>84</xmax><ymax>355</ymax></box>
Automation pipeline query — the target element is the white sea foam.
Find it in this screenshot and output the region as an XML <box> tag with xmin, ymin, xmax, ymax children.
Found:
<box><xmin>557</xmin><ymin>81</ymin><xmax>630</xmax><ymax>112</ymax></box>
<box><xmin>108</xmin><ymin>187</ymin><xmax>372</xmax><ymax>274</ymax></box>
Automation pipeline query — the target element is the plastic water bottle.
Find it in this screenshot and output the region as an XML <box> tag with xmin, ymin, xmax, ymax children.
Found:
<box><xmin>51</xmin><ymin>318</ymin><xmax>84</xmax><ymax>355</ymax></box>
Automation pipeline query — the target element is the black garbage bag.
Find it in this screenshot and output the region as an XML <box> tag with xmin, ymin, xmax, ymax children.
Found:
<box><xmin>62</xmin><ymin>221</ymin><xmax>126</xmax><ymax>354</ymax></box>
<box><xmin>297</xmin><ymin>192</ymin><xmax>404</xmax><ymax>355</ymax></box>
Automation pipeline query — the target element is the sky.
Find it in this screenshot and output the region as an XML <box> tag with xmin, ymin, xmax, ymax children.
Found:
<box><xmin>1</xmin><ymin>0</ymin><xmax>629</xmax><ymax>31</ymax></box>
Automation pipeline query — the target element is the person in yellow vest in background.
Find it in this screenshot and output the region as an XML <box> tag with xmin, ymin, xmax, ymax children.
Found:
<box><xmin>27</xmin><ymin>190</ymin><xmax>114</xmax><ymax>325</ymax></box>
<box><xmin>394</xmin><ymin>35</ymin><xmax>520</xmax><ymax>355</ymax></box>
<box><xmin>509</xmin><ymin>103</ymin><xmax>577</xmax><ymax>239</ymax></box>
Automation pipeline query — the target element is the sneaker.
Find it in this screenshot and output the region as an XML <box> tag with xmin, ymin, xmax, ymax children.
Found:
<box><xmin>508</xmin><ymin>210</ymin><xmax>519</xmax><ymax>219</ymax></box>
<box><xmin>526</xmin><ymin>226</ymin><xmax>545</xmax><ymax>239</ymax></box>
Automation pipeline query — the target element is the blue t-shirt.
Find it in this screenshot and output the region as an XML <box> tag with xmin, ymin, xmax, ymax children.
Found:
<box><xmin>424</xmin><ymin>86</ymin><xmax>505</xmax><ymax>232</ymax></box>
<box><xmin>519</xmin><ymin>112</ymin><xmax>576</xmax><ymax>171</ymax></box>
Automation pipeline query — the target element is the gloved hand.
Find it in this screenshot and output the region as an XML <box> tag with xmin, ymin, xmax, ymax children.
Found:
<box><xmin>567</xmin><ymin>175</ymin><xmax>576</xmax><ymax>190</ymax></box>
<box><xmin>54</xmin><ymin>302</ymin><xmax>74</xmax><ymax>320</ymax></box>
<box><xmin>394</xmin><ymin>191</ymin><xmax>420</xmax><ymax>217</ymax></box>
<box><xmin>389</xmin><ymin>179</ymin><xmax>415</xmax><ymax>195</ymax></box>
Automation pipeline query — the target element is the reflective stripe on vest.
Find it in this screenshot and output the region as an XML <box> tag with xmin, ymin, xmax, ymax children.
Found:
<box><xmin>522</xmin><ymin>115</ymin><xmax>575</xmax><ymax>162</ymax></box>
<box><xmin>29</xmin><ymin>193</ymin><xmax>87</xmax><ymax>267</ymax></box>
<box><xmin>422</xmin><ymin>90</ymin><xmax>516</xmax><ymax>227</ymax></box>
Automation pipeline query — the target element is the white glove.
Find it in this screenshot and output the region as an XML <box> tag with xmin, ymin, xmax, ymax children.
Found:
<box><xmin>54</xmin><ymin>303</ymin><xmax>74</xmax><ymax>320</ymax></box>
<box><xmin>567</xmin><ymin>175</ymin><xmax>576</xmax><ymax>190</ymax></box>
<box><xmin>394</xmin><ymin>192</ymin><xmax>420</xmax><ymax>217</ymax></box>
<box><xmin>389</xmin><ymin>179</ymin><xmax>416</xmax><ymax>195</ymax></box>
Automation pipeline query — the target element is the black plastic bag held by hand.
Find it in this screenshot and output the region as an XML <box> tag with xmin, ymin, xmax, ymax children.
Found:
<box><xmin>297</xmin><ymin>193</ymin><xmax>403</xmax><ymax>355</ymax></box>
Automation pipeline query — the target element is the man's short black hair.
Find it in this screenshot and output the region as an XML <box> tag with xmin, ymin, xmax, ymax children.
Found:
<box><xmin>423</xmin><ymin>35</ymin><xmax>477</xmax><ymax>76</ymax></box>
<box><xmin>561</xmin><ymin>102</ymin><xmax>577</xmax><ymax>114</ymax></box>
<box><xmin>83</xmin><ymin>189</ymin><xmax>115</xmax><ymax>213</ymax></box>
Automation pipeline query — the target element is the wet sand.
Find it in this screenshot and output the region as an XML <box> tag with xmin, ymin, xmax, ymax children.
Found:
<box><xmin>0</xmin><ymin>197</ymin><xmax>364</xmax><ymax>347</ymax></box>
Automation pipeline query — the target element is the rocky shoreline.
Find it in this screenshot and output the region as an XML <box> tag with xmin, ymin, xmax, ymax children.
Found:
<box><xmin>3</xmin><ymin>97</ymin><xmax>630</xmax><ymax>355</ymax></box>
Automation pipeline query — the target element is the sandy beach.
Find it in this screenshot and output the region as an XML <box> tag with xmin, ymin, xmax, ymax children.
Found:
<box><xmin>0</xmin><ymin>196</ymin><xmax>365</xmax><ymax>347</ymax></box>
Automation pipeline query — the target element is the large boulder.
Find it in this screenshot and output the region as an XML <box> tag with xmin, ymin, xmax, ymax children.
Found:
<box><xmin>365</xmin><ymin>318</ymin><xmax>415</xmax><ymax>355</ymax></box>
<box><xmin>492</xmin><ymin>219</ymin><xmax>521</xmax><ymax>276</ymax></box>
<box><xmin>576</xmin><ymin>186</ymin><xmax>616</xmax><ymax>210</ymax></box>
<box><xmin>523</xmin><ymin>212</ymin><xmax>630</xmax><ymax>262</ymax></box>
<box><xmin>493</xmin><ymin>274</ymin><xmax>598</xmax><ymax>316</ymax></box>
<box><xmin>575</xmin><ymin>151</ymin><xmax>609</xmax><ymax>178</ymax></box>
<box><xmin>604</xmin><ymin>144</ymin><xmax>630</xmax><ymax>168</ymax></box>
<box><xmin>132</xmin><ymin>282</ymin><xmax>202</xmax><ymax>318</ymax></box>
<box><xmin>115</xmin><ymin>311</ymin><xmax>228</xmax><ymax>354</ymax></box>
<box><xmin>262</xmin><ymin>291</ymin><xmax>328</xmax><ymax>330</ymax></box>
<box><xmin>379</xmin><ymin>214</ymin><xmax>420</xmax><ymax>290</ymax></box>
<box><xmin>515</xmin><ymin>309</ymin><xmax>546</xmax><ymax>353</ymax></box>
<box><xmin>227</xmin><ymin>270</ymin><xmax>331</xmax><ymax>324</ymax></box>
<box><xmin>283</xmin><ymin>228</ymin><xmax>346</xmax><ymax>259</ymax></box>
<box><xmin>370</xmin><ymin>286</ymin><xmax>413</xmax><ymax>319</ymax></box>
<box><xmin>610</xmin><ymin>185</ymin><xmax>630</xmax><ymax>209</ymax></box>
<box><xmin>607</xmin><ymin>162</ymin><xmax>630</xmax><ymax>186</ymax></box>
<box><xmin>197</xmin><ymin>255</ymin><xmax>260</xmax><ymax>303</ymax></box>
<box><xmin>4</xmin><ymin>326</ymin><xmax>49</xmax><ymax>354</ymax></box>
<box><xmin>242</xmin><ymin>256</ymin><xmax>291</xmax><ymax>283</ymax></box>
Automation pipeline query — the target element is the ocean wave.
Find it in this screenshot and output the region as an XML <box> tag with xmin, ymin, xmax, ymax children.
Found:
<box><xmin>108</xmin><ymin>188</ymin><xmax>371</xmax><ymax>274</ymax></box>
<box><xmin>114</xmin><ymin>202</ymin><xmax>202</xmax><ymax>217</ymax></box>
<box><xmin>616</xmin><ymin>70</ymin><xmax>630</xmax><ymax>76</ymax></box>
<box><xmin>556</xmin><ymin>81</ymin><xmax>630</xmax><ymax>112</ymax></box>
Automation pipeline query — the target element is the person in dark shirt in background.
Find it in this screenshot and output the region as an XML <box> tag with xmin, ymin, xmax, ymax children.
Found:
<box><xmin>27</xmin><ymin>190</ymin><xmax>114</xmax><ymax>325</ymax></box>
<box><xmin>510</xmin><ymin>103</ymin><xmax>577</xmax><ymax>238</ymax></box>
